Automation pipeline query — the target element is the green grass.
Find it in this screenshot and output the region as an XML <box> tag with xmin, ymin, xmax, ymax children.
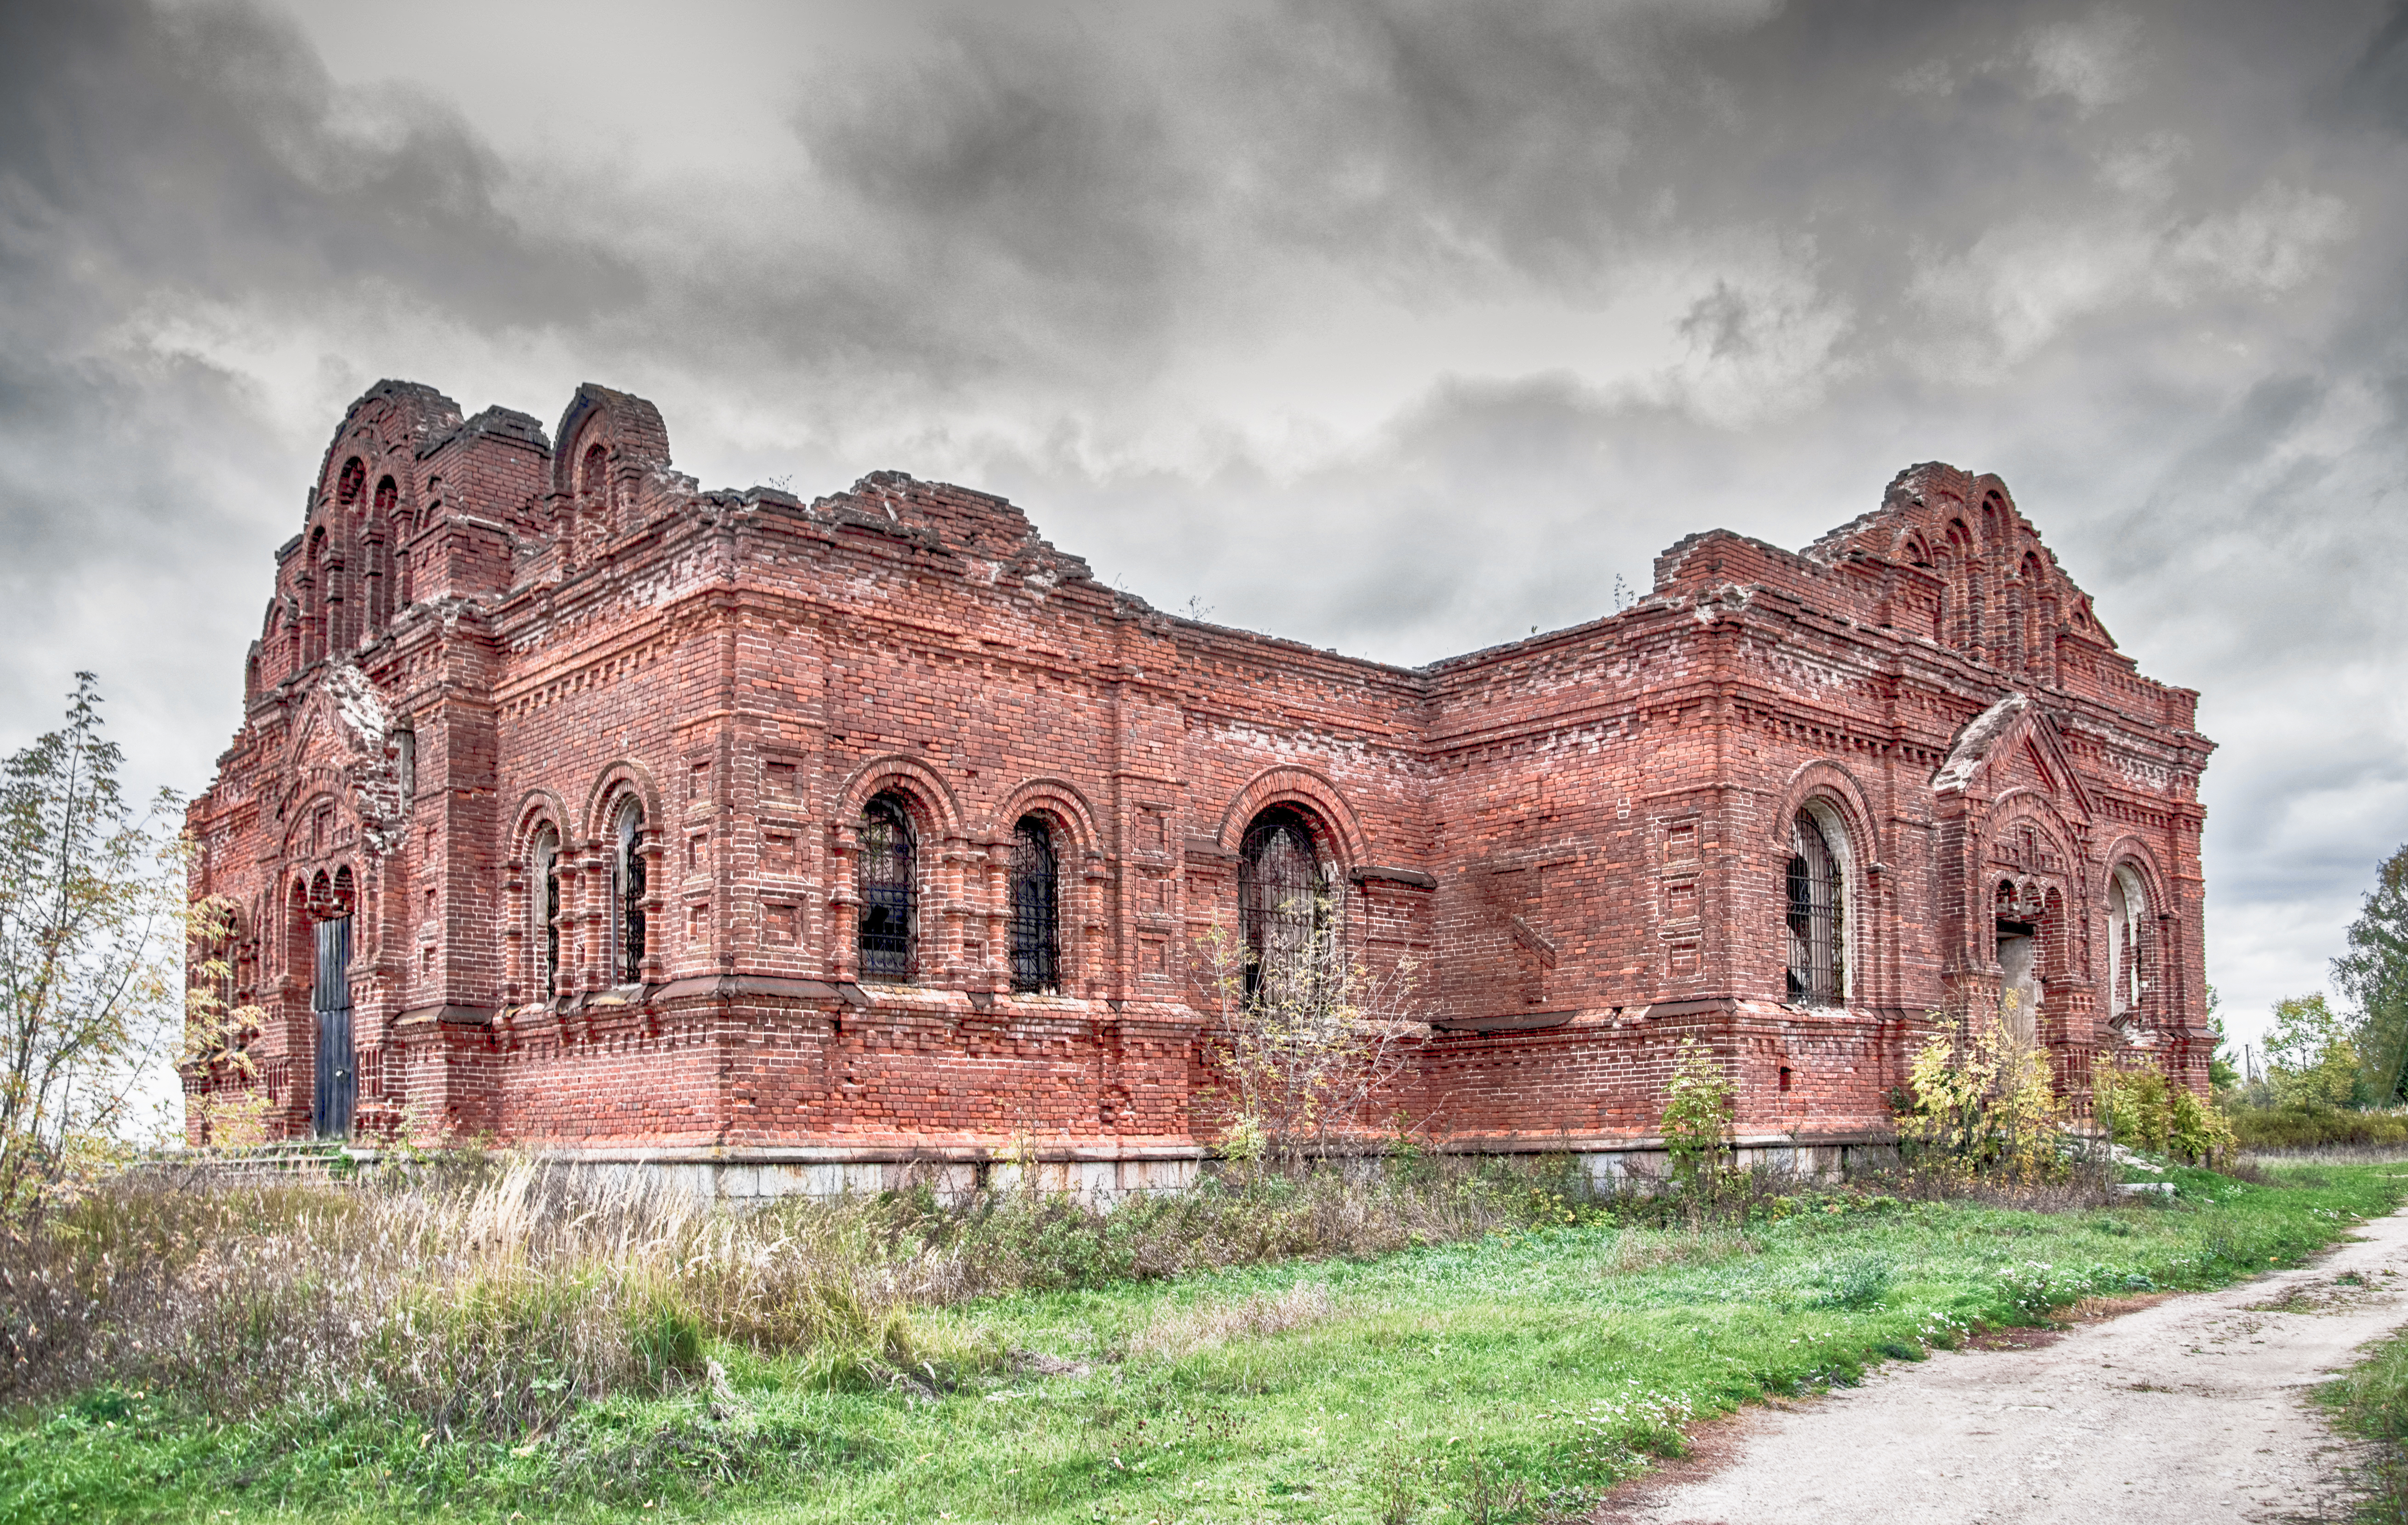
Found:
<box><xmin>6</xmin><ymin>1161</ymin><xmax>2401</xmax><ymax>1525</ymax></box>
<box><xmin>2324</xmin><ymin>1289</ymin><xmax>2408</xmax><ymax>1523</ymax></box>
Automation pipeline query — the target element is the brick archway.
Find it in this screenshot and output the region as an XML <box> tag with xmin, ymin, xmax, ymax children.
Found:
<box><xmin>835</xmin><ymin>754</ymin><xmax>966</xmax><ymax>842</ymax></box>
<box><xmin>1214</xmin><ymin>766</ymin><xmax>1366</xmax><ymax>868</ymax></box>
<box><xmin>984</xmin><ymin>776</ymin><xmax>1101</xmax><ymax>854</ymax></box>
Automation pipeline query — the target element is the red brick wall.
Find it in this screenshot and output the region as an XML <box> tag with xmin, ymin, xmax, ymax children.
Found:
<box><xmin>182</xmin><ymin>390</ymin><xmax>2215</xmax><ymax>1159</ymax></box>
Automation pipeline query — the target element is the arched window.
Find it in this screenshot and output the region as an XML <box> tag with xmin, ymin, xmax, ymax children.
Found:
<box><xmin>1008</xmin><ymin>814</ymin><xmax>1060</xmax><ymax>994</ymax></box>
<box><xmin>1996</xmin><ymin>879</ymin><xmax>2042</xmax><ymax>1041</ymax></box>
<box><xmin>2107</xmin><ymin>866</ymin><xmax>2146</xmax><ymax>1026</ymax></box>
<box><xmin>532</xmin><ymin>825</ymin><xmax>562</xmax><ymax>1000</ymax></box>
<box><xmin>1785</xmin><ymin>807</ymin><xmax>1847</xmax><ymax>1006</ymax></box>
<box><xmin>1239</xmin><ymin>806</ymin><xmax>1327</xmax><ymax>1003</ymax></box>
<box><xmin>336</xmin><ymin>457</ymin><xmax>365</xmax><ymax>507</ymax></box>
<box><xmin>857</xmin><ymin>792</ymin><xmax>916</xmax><ymax>981</ymax></box>
<box><xmin>304</xmin><ymin>526</ymin><xmax>329</xmax><ymax>666</ymax></box>
<box><xmin>581</xmin><ymin>441</ymin><xmax>611</xmax><ymax>532</ymax></box>
<box><xmin>389</xmin><ymin>725</ymin><xmax>415</xmax><ymax>809</ymax></box>
<box><xmin>611</xmin><ymin>798</ymin><xmax>646</xmax><ymax>984</ymax></box>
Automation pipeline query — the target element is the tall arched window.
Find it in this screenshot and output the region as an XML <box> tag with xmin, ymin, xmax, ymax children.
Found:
<box><xmin>2107</xmin><ymin>866</ymin><xmax>2146</xmax><ymax>1026</ymax></box>
<box><xmin>368</xmin><ymin>475</ymin><xmax>399</xmax><ymax>630</ymax></box>
<box><xmin>1785</xmin><ymin>807</ymin><xmax>1847</xmax><ymax>1006</ymax></box>
<box><xmin>858</xmin><ymin>792</ymin><xmax>916</xmax><ymax>981</ymax></box>
<box><xmin>532</xmin><ymin>825</ymin><xmax>562</xmax><ymax>1000</ymax></box>
<box><xmin>1240</xmin><ymin>806</ymin><xmax>1326</xmax><ymax>1002</ymax></box>
<box><xmin>389</xmin><ymin>725</ymin><xmax>416</xmax><ymax>810</ymax></box>
<box><xmin>336</xmin><ymin>457</ymin><xmax>365</xmax><ymax>507</ymax></box>
<box><xmin>304</xmin><ymin>526</ymin><xmax>329</xmax><ymax>666</ymax></box>
<box><xmin>581</xmin><ymin>441</ymin><xmax>611</xmax><ymax>534</ymax></box>
<box><xmin>612</xmin><ymin>799</ymin><xmax>646</xmax><ymax>984</ymax></box>
<box><xmin>1008</xmin><ymin>814</ymin><xmax>1060</xmax><ymax>994</ymax></box>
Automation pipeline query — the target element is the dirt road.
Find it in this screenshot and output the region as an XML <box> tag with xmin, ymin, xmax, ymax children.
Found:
<box><xmin>1600</xmin><ymin>1201</ymin><xmax>2408</xmax><ymax>1524</ymax></box>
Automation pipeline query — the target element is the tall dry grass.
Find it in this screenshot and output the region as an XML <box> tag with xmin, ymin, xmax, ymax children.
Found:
<box><xmin>0</xmin><ymin>1152</ymin><xmax>1571</xmax><ymax>1438</ymax></box>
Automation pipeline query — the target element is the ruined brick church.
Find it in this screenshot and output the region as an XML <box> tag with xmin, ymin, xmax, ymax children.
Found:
<box><xmin>182</xmin><ymin>379</ymin><xmax>2213</xmax><ymax>1190</ymax></box>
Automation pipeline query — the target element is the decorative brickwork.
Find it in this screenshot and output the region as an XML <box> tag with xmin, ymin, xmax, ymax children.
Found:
<box><xmin>183</xmin><ymin>380</ymin><xmax>2215</xmax><ymax>1174</ymax></box>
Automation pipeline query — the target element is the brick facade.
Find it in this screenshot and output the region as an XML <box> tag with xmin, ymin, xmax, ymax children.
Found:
<box><xmin>182</xmin><ymin>379</ymin><xmax>2215</xmax><ymax>1177</ymax></box>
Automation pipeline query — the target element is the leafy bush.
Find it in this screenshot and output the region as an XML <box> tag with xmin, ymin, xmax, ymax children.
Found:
<box><xmin>1895</xmin><ymin>1008</ymin><xmax>2066</xmax><ymax>1184</ymax></box>
<box><xmin>2094</xmin><ymin>1058</ymin><xmax>2234</xmax><ymax>1164</ymax></box>
<box><xmin>2225</xmin><ymin>1105</ymin><xmax>2408</xmax><ymax>1151</ymax></box>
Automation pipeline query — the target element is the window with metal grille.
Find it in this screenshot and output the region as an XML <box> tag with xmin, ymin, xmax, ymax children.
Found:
<box><xmin>614</xmin><ymin>801</ymin><xmax>646</xmax><ymax>984</ymax></box>
<box><xmin>1009</xmin><ymin>814</ymin><xmax>1060</xmax><ymax>993</ymax></box>
<box><xmin>532</xmin><ymin>826</ymin><xmax>561</xmax><ymax>999</ymax></box>
<box><xmin>1785</xmin><ymin>808</ymin><xmax>1845</xmax><ymax>1005</ymax></box>
<box><xmin>858</xmin><ymin>792</ymin><xmax>915</xmax><ymax>982</ymax></box>
<box><xmin>1239</xmin><ymin>807</ymin><xmax>1326</xmax><ymax>1003</ymax></box>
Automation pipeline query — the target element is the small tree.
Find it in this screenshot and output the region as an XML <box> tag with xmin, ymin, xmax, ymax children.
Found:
<box><xmin>0</xmin><ymin>675</ymin><xmax>192</xmax><ymax>1210</ymax></box>
<box><xmin>1659</xmin><ymin>1036</ymin><xmax>1735</xmax><ymax>1198</ymax></box>
<box><xmin>2205</xmin><ymin>985</ymin><xmax>2242</xmax><ymax>1093</ymax></box>
<box><xmin>1895</xmin><ymin>993</ymin><xmax>2065</xmax><ymax>1184</ymax></box>
<box><xmin>1195</xmin><ymin>890</ymin><xmax>1422</xmax><ymax>1174</ymax></box>
<box><xmin>2334</xmin><ymin>847</ymin><xmax>2408</xmax><ymax>1104</ymax></box>
<box><xmin>2264</xmin><ymin>993</ymin><xmax>2363</xmax><ymax>1111</ymax></box>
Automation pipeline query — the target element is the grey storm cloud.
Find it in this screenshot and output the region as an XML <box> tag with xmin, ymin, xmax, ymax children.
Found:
<box><xmin>2</xmin><ymin>0</ymin><xmax>2405</xmax><ymax>1042</ymax></box>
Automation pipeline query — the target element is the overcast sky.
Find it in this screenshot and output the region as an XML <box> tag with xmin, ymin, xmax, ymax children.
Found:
<box><xmin>3</xmin><ymin>0</ymin><xmax>2404</xmax><ymax>1048</ymax></box>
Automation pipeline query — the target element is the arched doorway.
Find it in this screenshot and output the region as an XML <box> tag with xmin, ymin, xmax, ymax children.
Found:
<box><xmin>311</xmin><ymin>866</ymin><xmax>356</xmax><ymax>1139</ymax></box>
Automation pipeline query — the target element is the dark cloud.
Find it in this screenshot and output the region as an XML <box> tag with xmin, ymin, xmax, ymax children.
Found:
<box><xmin>0</xmin><ymin>0</ymin><xmax>635</xmax><ymax>778</ymax></box>
<box><xmin>0</xmin><ymin>0</ymin><xmax>635</xmax><ymax>327</ymax></box>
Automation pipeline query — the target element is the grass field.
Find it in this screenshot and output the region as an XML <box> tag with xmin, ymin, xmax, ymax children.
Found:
<box><xmin>5</xmin><ymin>1160</ymin><xmax>2402</xmax><ymax>1525</ymax></box>
<box><xmin>2324</xmin><ymin>1269</ymin><xmax>2408</xmax><ymax>1525</ymax></box>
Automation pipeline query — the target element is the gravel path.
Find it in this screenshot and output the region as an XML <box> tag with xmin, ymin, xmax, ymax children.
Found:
<box><xmin>1599</xmin><ymin>1200</ymin><xmax>2408</xmax><ymax>1525</ymax></box>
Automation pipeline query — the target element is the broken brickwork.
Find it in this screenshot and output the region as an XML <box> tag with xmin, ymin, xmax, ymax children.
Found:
<box><xmin>182</xmin><ymin>380</ymin><xmax>2215</xmax><ymax>1173</ymax></box>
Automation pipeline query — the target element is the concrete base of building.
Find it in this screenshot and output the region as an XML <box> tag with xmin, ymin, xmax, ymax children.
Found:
<box><xmin>246</xmin><ymin>1131</ymin><xmax>1900</xmax><ymax>1201</ymax></box>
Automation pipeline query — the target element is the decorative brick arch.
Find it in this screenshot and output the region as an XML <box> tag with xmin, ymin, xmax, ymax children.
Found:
<box><xmin>550</xmin><ymin>384</ymin><xmax>672</xmax><ymax>500</ymax></box>
<box><xmin>581</xmin><ymin>760</ymin><xmax>665</xmax><ymax>842</ymax></box>
<box><xmin>1214</xmin><ymin>766</ymin><xmax>1366</xmax><ymax>868</ymax></box>
<box><xmin>307</xmin><ymin>381</ymin><xmax>460</xmax><ymax>518</ymax></box>
<box><xmin>507</xmin><ymin>790</ymin><xmax>574</xmax><ymax>1002</ymax></box>
<box><xmin>836</xmin><ymin>755</ymin><xmax>966</xmax><ymax>842</ymax></box>
<box><xmin>1770</xmin><ymin>759</ymin><xmax>1880</xmax><ymax>1007</ymax></box>
<box><xmin>280</xmin><ymin>788</ymin><xmax>347</xmax><ymax>861</ymax></box>
<box><xmin>983</xmin><ymin>777</ymin><xmax>1101</xmax><ymax>993</ymax></box>
<box><xmin>985</xmin><ymin>776</ymin><xmax>1101</xmax><ymax>854</ymax></box>
<box><xmin>2100</xmin><ymin>832</ymin><xmax>2175</xmax><ymax>1002</ymax></box>
<box><xmin>293</xmin><ymin>860</ymin><xmax>355</xmax><ymax>921</ymax></box>
<box><xmin>508</xmin><ymin>788</ymin><xmax>575</xmax><ymax>863</ymax></box>
<box><xmin>1769</xmin><ymin>758</ymin><xmax>1879</xmax><ymax>867</ymax></box>
<box><xmin>1986</xmin><ymin>789</ymin><xmax>2084</xmax><ymax>876</ymax></box>
<box><xmin>2099</xmin><ymin>834</ymin><xmax>2173</xmax><ymax>915</ymax></box>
